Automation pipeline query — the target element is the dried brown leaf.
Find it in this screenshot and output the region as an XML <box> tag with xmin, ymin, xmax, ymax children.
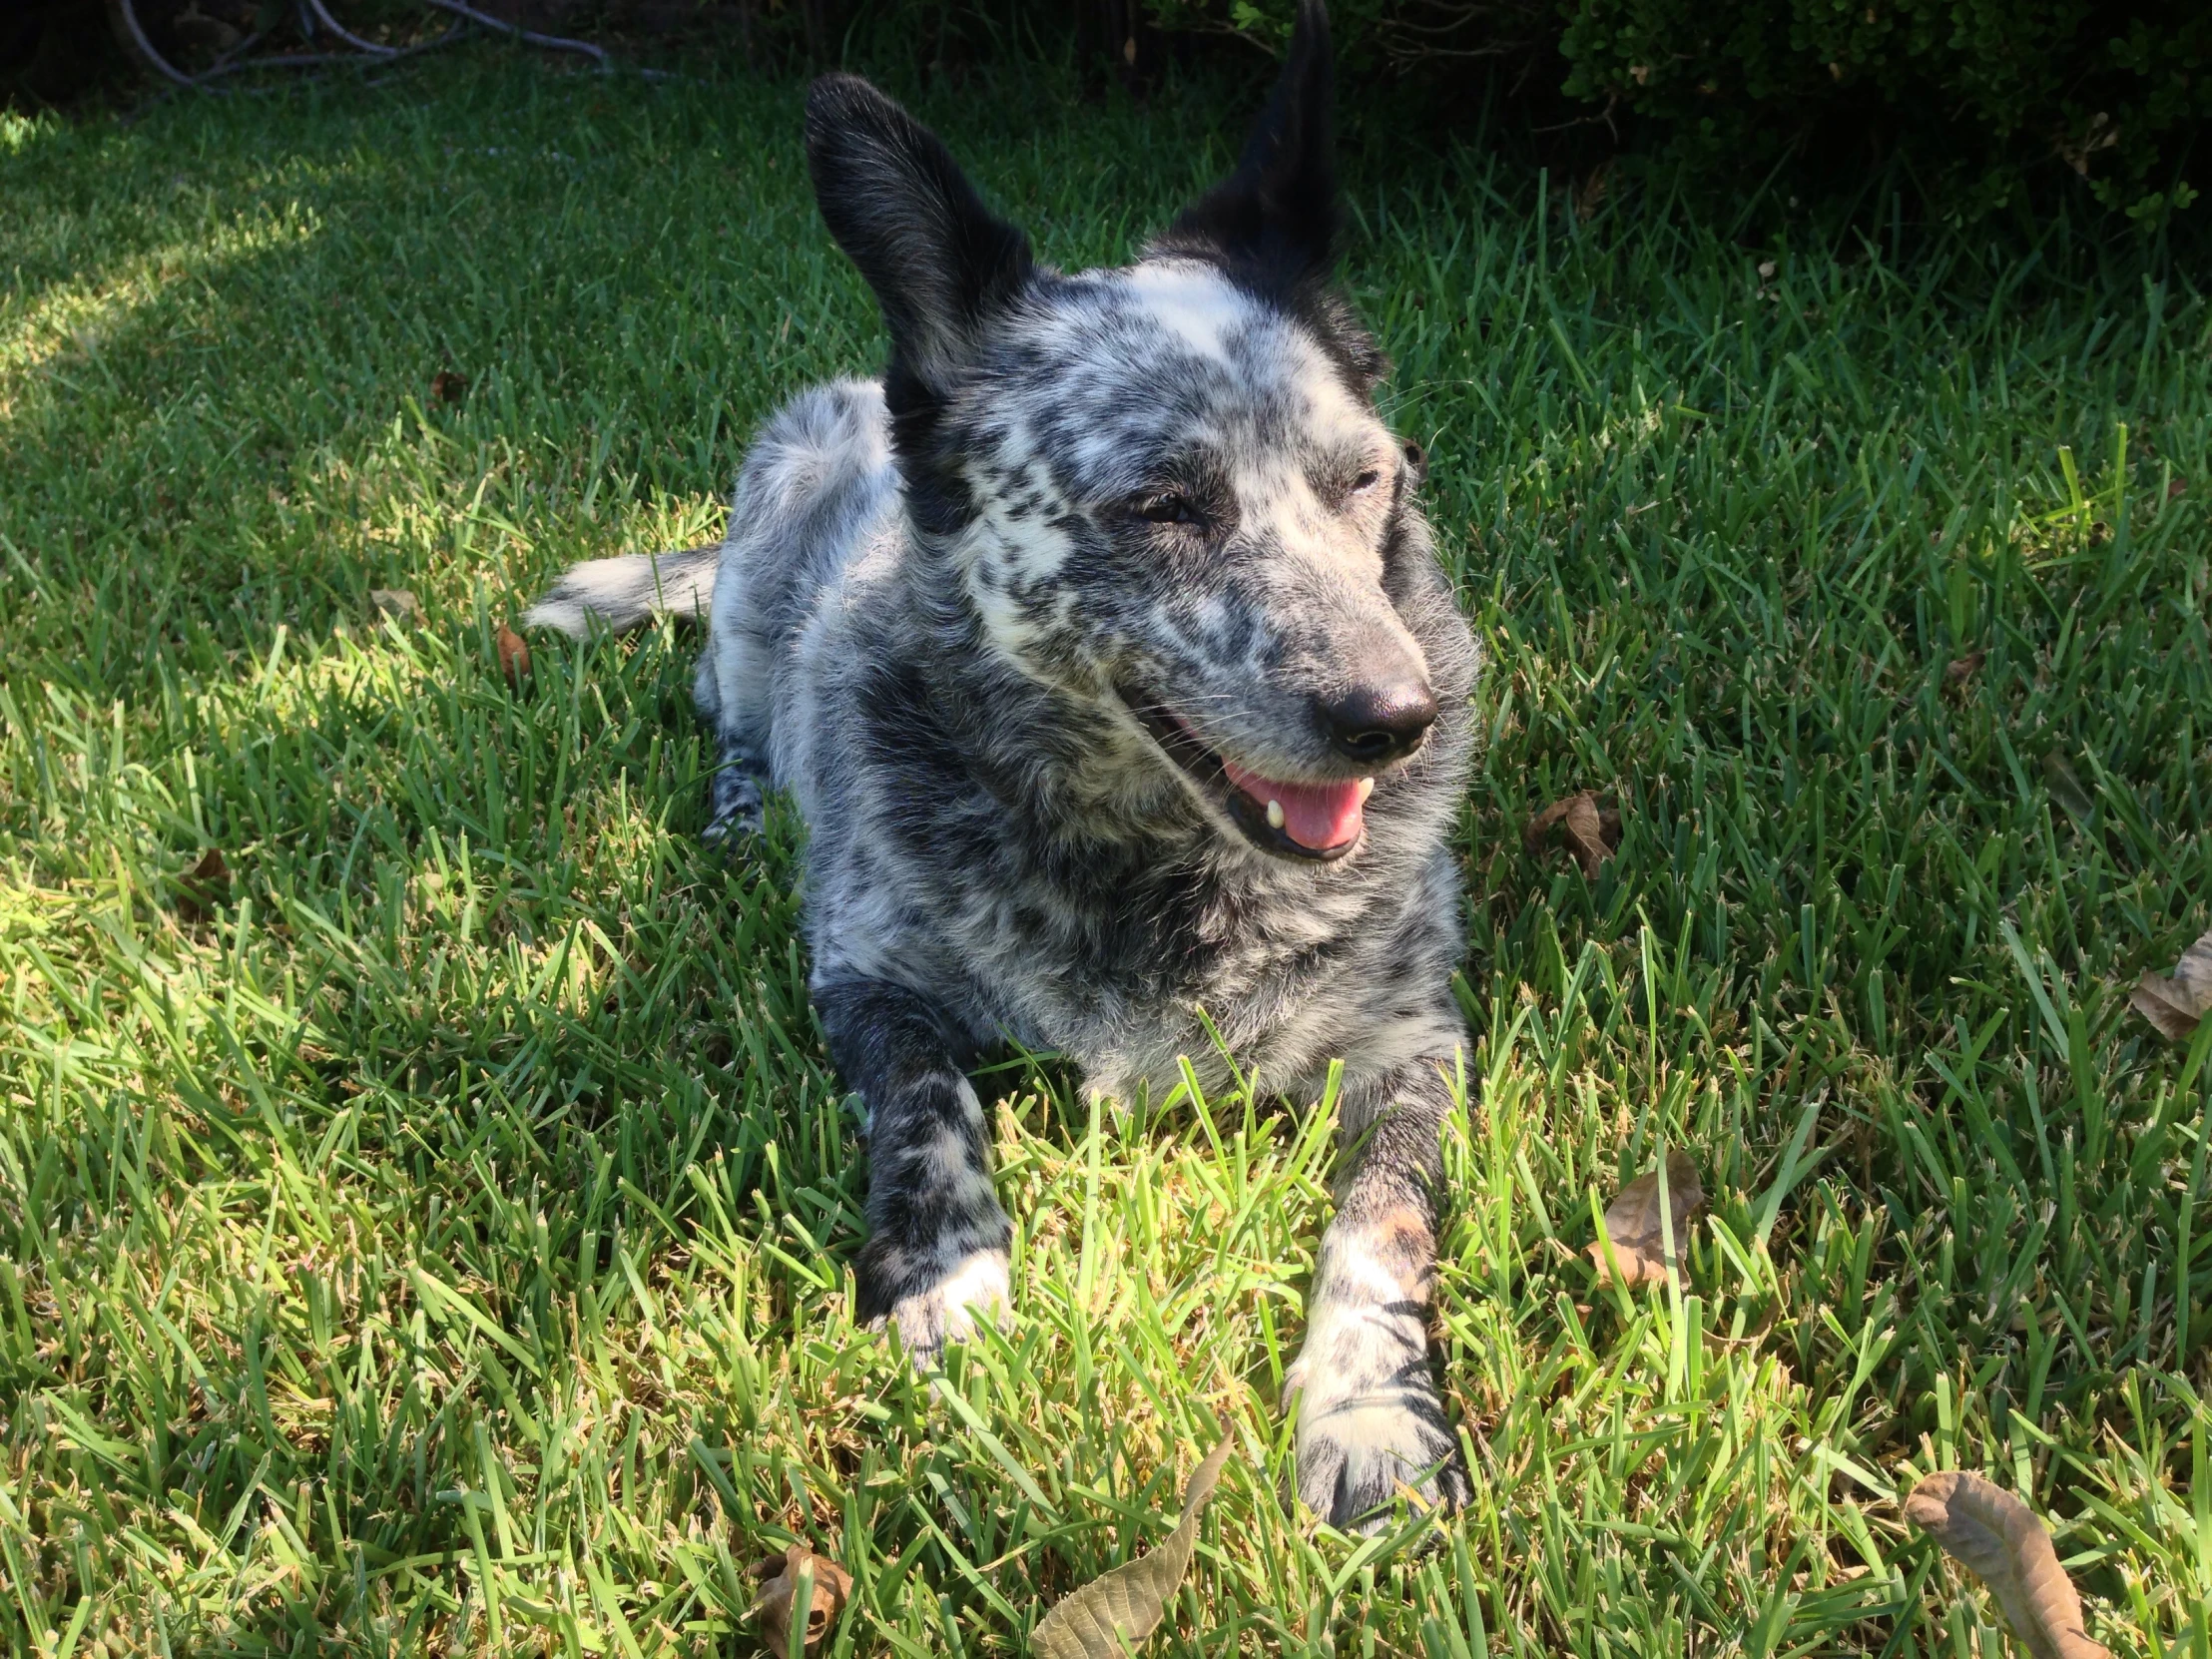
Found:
<box><xmin>1905</xmin><ymin>1471</ymin><xmax>2111</xmax><ymax>1659</ymax></box>
<box><xmin>2129</xmin><ymin>925</ymin><xmax>2212</xmax><ymax>1043</ymax></box>
<box><xmin>1573</xmin><ymin>161</ymin><xmax>1613</xmax><ymax>222</ymax></box>
<box><xmin>178</xmin><ymin>847</ymin><xmax>231</xmax><ymax>922</ymax></box>
<box><xmin>368</xmin><ymin>588</ymin><xmax>420</xmax><ymax>624</ymax></box>
<box><xmin>1524</xmin><ymin>791</ymin><xmax>1621</xmax><ymax>879</ymax></box>
<box><xmin>1944</xmin><ymin>648</ymin><xmax>1985</xmax><ymax>686</ymax></box>
<box><xmin>431</xmin><ymin>368</ymin><xmax>468</xmax><ymax>406</ymax></box>
<box><xmin>1032</xmin><ymin>1437</ymin><xmax>1233</xmax><ymax>1659</ymax></box>
<box><xmin>1586</xmin><ymin>1151</ymin><xmax>1703</xmax><ymax>1288</ymax></box>
<box><xmin>747</xmin><ymin>1544</ymin><xmax>852</xmax><ymax>1653</ymax></box>
<box><xmin>497</xmin><ymin>623</ymin><xmax>532</xmax><ymax>687</ymax></box>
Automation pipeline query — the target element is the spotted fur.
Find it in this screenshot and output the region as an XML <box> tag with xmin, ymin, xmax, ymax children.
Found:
<box><xmin>525</xmin><ymin>0</ymin><xmax>1481</xmax><ymax>1534</ymax></box>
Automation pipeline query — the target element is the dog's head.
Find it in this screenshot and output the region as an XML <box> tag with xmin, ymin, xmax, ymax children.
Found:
<box><xmin>808</xmin><ymin>1</ymin><xmax>1453</xmax><ymax>862</ymax></box>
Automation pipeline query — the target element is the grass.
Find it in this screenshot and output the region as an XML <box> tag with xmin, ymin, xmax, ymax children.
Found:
<box><xmin>2</xmin><ymin>45</ymin><xmax>2210</xmax><ymax>1659</ymax></box>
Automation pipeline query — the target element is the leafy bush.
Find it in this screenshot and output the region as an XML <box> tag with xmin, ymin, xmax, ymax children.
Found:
<box><xmin>1557</xmin><ymin>0</ymin><xmax>2207</xmax><ymax>222</ymax></box>
<box><xmin>1151</xmin><ymin>0</ymin><xmax>2207</xmax><ymax>223</ymax></box>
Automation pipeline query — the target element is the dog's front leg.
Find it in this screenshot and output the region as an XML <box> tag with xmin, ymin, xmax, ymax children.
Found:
<box><xmin>1286</xmin><ymin>1060</ymin><xmax>1472</xmax><ymax>1532</ymax></box>
<box><xmin>816</xmin><ymin>976</ymin><xmax>1013</xmax><ymax>1365</ymax></box>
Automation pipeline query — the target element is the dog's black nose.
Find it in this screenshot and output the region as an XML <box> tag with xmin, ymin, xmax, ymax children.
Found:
<box><xmin>1318</xmin><ymin>679</ymin><xmax>1438</xmax><ymax>765</ymax></box>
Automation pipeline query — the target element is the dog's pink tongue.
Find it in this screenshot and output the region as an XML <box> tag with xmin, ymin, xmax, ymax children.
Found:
<box><xmin>1220</xmin><ymin>761</ymin><xmax>1366</xmax><ymax>850</ymax></box>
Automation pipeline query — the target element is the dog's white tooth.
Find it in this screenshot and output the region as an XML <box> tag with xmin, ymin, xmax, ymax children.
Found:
<box><xmin>1359</xmin><ymin>778</ymin><xmax>1375</xmax><ymax>802</ymax></box>
<box><xmin>1266</xmin><ymin>799</ymin><xmax>1286</xmax><ymax>830</ymax></box>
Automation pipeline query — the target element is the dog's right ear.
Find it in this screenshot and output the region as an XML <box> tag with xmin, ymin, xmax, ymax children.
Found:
<box><xmin>806</xmin><ymin>76</ymin><xmax>1032</xmax><ymax>397</ymax></box>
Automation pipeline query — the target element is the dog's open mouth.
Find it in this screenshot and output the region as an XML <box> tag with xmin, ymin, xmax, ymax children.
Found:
<box><xmin>1122</xmin><ymin>693</ymin><xmax>1372</xmax><ymax>861</ymax></box>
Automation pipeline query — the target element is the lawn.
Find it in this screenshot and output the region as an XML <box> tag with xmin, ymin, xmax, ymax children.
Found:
<box><xmin>2</xmin><ymin>44</ymin><xmax>2209</xmax><ymax>1658</ymax></box>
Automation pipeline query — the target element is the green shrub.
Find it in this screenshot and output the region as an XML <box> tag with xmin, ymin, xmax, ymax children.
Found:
<box><xmin>1149</xmin><ymin>0</ymin><xmax>2207</xmax><ymax>223</ymax></box>
<box><xmin>1557</xmin><ymin>0</ymin><xmax>2207</xmax><ymax>222</ymax></box>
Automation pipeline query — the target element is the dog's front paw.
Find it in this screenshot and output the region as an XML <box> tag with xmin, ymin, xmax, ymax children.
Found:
<box><xmin>857</xmin><ymin>1245</ymin><xmax>1010</xmax><ymax>1367</ymax></box>
<box><xmin>1289</xmin><ymin>1359</ymin><xmax>1469</xmax><ymax>1533</ymax></box>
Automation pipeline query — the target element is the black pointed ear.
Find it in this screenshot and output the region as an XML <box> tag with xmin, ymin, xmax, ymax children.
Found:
<box><xmin>1157</xmin><ymin>0</ymin><xmax>1338</xmax><ymax>290</ymax></box>
<box><xmin>805</xmin><ymin>75</ymin><xmax>1033</xmax><ymax>395</ymax></box>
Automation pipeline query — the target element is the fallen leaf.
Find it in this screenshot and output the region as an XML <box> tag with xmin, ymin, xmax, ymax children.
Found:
<box><xmin>2167</xmin><ymin>478</ymin><xmax>2186</xmax><ymax>500</ymax></box>
<box><xmin>2056</xmin><ymin>112</ymin><xmax>2120</xmax><ymax>178</ymax></box>
<box><xmin>747</xmin><ymin>1544</ymin><xmax>852</xmax><ymax>1653</ymax></box>
<box><xmin>1586</xmin><ymin>1151</ymin><xmax>1703</xmax><ymax>1288</ymax></box>
<box><xmin>431</xmin><ymin>368</ymin><xmax>468</xmax><ymax>406</ymax></box>
<box><xmin>1944</xmin><ymin>648</ymin><xmax>1985</xmax><ymax>686</ymax></box>
<box><xmin>178</xmin><ymin>847</ymin><xmax>231</xmax><ymax>922</ymax></box>
<box><xmin>1033</xmin><ymin>1437</ymin><xmax>1233</xmax><ymax>1659</ymax></box>
<box><xmin>1573</xmin><ymin>161</ymin><xmax>1613</xmax><ymax>222</ymax></box>
<box><xmin>497</xmin><ymin>623</ymin><xmax>531</xmax><ymax>687</ymax></box>
<box><xmin>368</xmin><ymin>588</ymin><xmax>420</xmax><ymax>624</ymax></box>
<box><xmin>2041</xmin><ymin>751</ymin><xmax>2095</xmax><ymax>824</ymax></box>
<box><xmin>1701</xmin><ymin>1299</ymin><xmax>1779</xmax><ymax>1351</ymax></box>
<box><xmin>1524</xmin><ymin>791</ymin><xmax>1622</xmax><ymax>879</ymax></box>
<box><xmin>1905</xmin><ymin>1471</ymin><xmax>2111</xmax><ymax>1659</ymax></box>
<box><xmin>2129</xmin><ymin>924</ymin><xmax>2212</xmax><ymax>1043</ymax></box>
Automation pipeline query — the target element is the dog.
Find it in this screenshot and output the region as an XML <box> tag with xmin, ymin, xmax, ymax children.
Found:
<box><xmin>525</xmin><ymin>0</ymin><xmax>1481</xmax><ymax>1531</ymax></box>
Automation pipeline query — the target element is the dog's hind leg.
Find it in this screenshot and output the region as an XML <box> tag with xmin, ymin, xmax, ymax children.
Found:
<box><xmin>690</xmin><ymin>381</ymin><xmax>897</xmax><ymax>847</ymax></box>
<box><xmin>815</xmin><ymin>976</ymin><xmax>1012</xmax><ymax>1364</ymax></box>
<box><xmin>703</xmin><ymin>742</ymin><xmax>771</xmax><ymax>843</ymax></box>
<box><xmin>1287</xmin><ymin>1059</ymin><xmax>1472</xmax><ymax>1534</ymax></box>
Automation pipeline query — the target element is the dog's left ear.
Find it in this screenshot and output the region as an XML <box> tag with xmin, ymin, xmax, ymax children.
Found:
<box><xmin>1158</xmin><ymin>0</ymin><xmax>1339</xmax><ymax>291</ymax></box>
<box><xmin>806</xmin><ymin>74</ymin><xmax>1033</xmax><ymax>398</ymax></box>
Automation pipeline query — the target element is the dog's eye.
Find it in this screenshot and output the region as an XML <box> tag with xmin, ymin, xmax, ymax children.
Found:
<box><xmin>1351</xmin><ymin>468</ymin><xmax>1382</xmax><ymax>494</ymax></box>
<box><xmin>1133</xmin><ymin>491</ymin><xmax>1202</xmax><ymax>527</ymax></box>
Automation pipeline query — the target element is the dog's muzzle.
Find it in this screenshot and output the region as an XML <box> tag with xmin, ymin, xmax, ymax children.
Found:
<box><xmin>1116</xmin><ymin>689</ymin><xmax>1396</xmax><ymax>861</ymax></box>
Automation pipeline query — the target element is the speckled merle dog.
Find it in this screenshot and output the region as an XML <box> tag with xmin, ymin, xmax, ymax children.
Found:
<box><xmin>526</xmin><ymin>0</ymin><xmax>1481</xmax><ymax>1532</ymax></box>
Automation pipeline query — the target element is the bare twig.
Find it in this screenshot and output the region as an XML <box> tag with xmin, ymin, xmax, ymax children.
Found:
<box><xmin>195</xmin><ymin>50</ymin><xmax>391</xmax><ymax>79</ymax></box>
<box><xmin>416</xmin><ymin>0</ymin><xmax>609</xmax><ymax>65</ymax></box>
<box><xmin>207</xmin><ymin>25</ymin><xmax>276</xmax><ymax>69</ymax></box>
<box><xmin>300</xmin><ymin>0</ymin><xmax>399</xmax><ymax>56</ymax></box>
<box><xmin>300</xmin><ymin>1</ymin><xmax>470</xmax><ymax>63</ymax></box>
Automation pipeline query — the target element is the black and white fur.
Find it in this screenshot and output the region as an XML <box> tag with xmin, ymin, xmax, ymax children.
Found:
<box><xmin>527</xmin><ymin>1</ymin><xmax>1481</xmax><ymax>1531</ymax></box>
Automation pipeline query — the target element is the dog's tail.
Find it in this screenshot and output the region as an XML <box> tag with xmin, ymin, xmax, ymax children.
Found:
<box><xmin>522</xmin><ymin>545</ymin><xmax>720</xmax><ymax>638</ymax></box>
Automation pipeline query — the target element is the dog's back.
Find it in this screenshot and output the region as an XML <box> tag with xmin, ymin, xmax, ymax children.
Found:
<box><xmin>692</xmin><ymin>379</ymin><xmax>894</xmax><ymax>806</ymax></box>
<box><xmin>525</xmin><ymin>376</ymin><xmax>896</xmax><ymax>835</ymax></box>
